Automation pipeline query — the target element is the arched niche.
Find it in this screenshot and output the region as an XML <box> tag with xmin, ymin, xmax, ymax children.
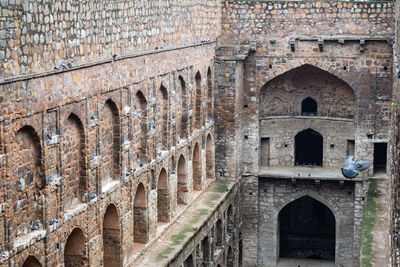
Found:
<box><xmin>157</xmin><ymin>168</ymin><xmax>170</xmax><ymax>222</ymax></box>
<box><xmin>278</xmin><ymin>196</ymin><xmax>335</xmax><ymax>262</ymax></box>
<box><xmin>64</xmin><ymin>228</ymin><xmax>87</xmax><ymax>267</ymax></box>
<box><xmin>295</xmin><ymin>129</ymin><xmax>323</xmax><ymax>166</ymax></box>
<box><xmin>63</xmin><ymin>113</ymin><xmax>86</xmax><ymax>208</ymax></box>
<box><xmin>179</xmin><ymin>76</ymin><xmax>188</xmax><ymax>139</ymax></box>
<box><xmin>301</xmin><ymin>97</ymin><xmax>317</xmax><ymax>116</ymax></box>
<box><xmin>22</xmin><ymin>256</ymin><xmax>42</xmax><ymax>267</ymax></box>
<box><xmin>14</xmin><ymin>125</ymin><xmax>43</xmax><ymax>236</ymax></box>
<box><xmin>100</xmin><ymin>99</ymin><xmax>120</xmax><ymax>186</ymax></box>
<box><xmin>195</xmin><ymin>71</ymin><xmax>202</xmax><ymax>130</ymax></box>
<box><xmin>103</xmin><ymin>204</ymin><xmax>121</xmax><ymax>267</ymax></box>
<box><xmin>207</xmin><ymin>67</ymin><xmax>213</xmax><ymax>120</ymax></box>
<box><xmin>227</xmin><ymin>246</ymin><xmax>234</xmax><ymax>267</ymax></box>
<box><xmin>177</xmin><ymin>155</ymin><xmax>188</xmax><ymax>205</ymax></box>
<box><xmin>159</xmin><ymin>85</ymin><xmax>169</xmax><ymax>148</ymax></box>
<box><xmin>206</xmin><ymin>134</ymin><xmax>215</xmax><ymax>180</ymax></box>
<box><xmin>260</xmin><ymin>64</ymin><xmax>355</xmax><ymax>119</ymax></box>
<box><xmin>135</xmin><ymin>90</ymin><xmax>148</xmax><ymax>164</ymax></box>
<box><xmin>192</xmin><ymin>143</ymin><xmax>202</xmax><ymax>191</ymax></box>
<box><xmin>134</xmin><ymin>183</ymin><xmax>148</xmax><ymax>245</ymax></box>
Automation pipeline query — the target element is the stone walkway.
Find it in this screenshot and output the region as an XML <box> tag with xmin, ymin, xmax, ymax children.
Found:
<box><xmin>359</xmin><ymin>176</ymin><xmax>391</xmax><ymax>266</ymax></box>
<box><xmin>130</xmin><ymin>180</ymin><xmax>232</xmax><ymax>266</ymax></box>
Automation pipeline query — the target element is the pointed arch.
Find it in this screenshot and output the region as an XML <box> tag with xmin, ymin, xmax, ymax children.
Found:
<box><xmin>103</xmin><ymin>204</ymin><xmax>121</xmax><ymax>267</ymax></box>
<box><xmin>22</xmin><ymin>256</ymin><xmax>42</xmax><ymax>267</ymax></box>
<box><xmin>14</xmin><ymin>125</ymin><xmax>43</xmax><ymax>236</ymax></box>
<box><xmin>134</xmin><ymin>183</ymin><xmax>148</xmax><ymax>245</ymax></box>
<box><xmin>177</xmin><ymin>154</ymin><xmax>188</xmax><ymax>205</ymax></box>
<box><xmin>260</xmin><ymin>64</ymin><xmax>355</xmax><ymax>118</ymax></box>
<box><xmin>227</xmin><ymin>205</ymin><xmax>234</xmax><ymax>235</ymax></box>
<box><xmin>157</xmin><ymin>168</ymin><xmax>170</xmax><ymax>222</ymax></box>
<box><xmin>63</xmin><ymin>113</ymin><xmax>86</xmax><ymax>208</ymax></box>
<box><xmin>179</xmin><ymin>76</ymin><xmax>188</xmax><ymax>139</ymax></box>
<box><xmin>295</xmin><ymin>128</ymin><xmax>323</xmax><ymax>166</ymax></box>
<box><xmin>193</xmin><ymin>143</ymin><xmax>202</xmax><ymax>191</ymax></box>
<box><xmin>159</xmin><ymin>85</ymin><xmax>169</xmax><ymax>148</ymax></box>
<box><xmin>202</xmin><ymin>236</ymin><xmax>210</xmax><ymax>265</ymax></box>
<box><xmin>135</xmin><ymin>91</ymin><xmax>148</xmax><ymax>164</ymax></box>
<box><xmin>216</xmin><ymin>219</ymin><xmax>223</xmax><ymax>247</ymax></box>
<box><xmin>278</xmin><ymin>196</ymin><xmax>335</xmax><ymax>261</ymax></box>
<box><xmin>195</xmin><ymin>71</ymin><xmax>202</xmax><ymax>130</ymax></box>
<box><xmin>100</xmin><ymin>99</ymin><xmax>120</xmax><ymax>187</ymax></box>
<box><xmin>64</xmin><ymin>228</ymin><xmax>87</xmax><ymax>267</ymax></box>
<box><xmin>207</xmin><ymin>67</ymin><xmax>213</xmax><ymax>120</ymax></box>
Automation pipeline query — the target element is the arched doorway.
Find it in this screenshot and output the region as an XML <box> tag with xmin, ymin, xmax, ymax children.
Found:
<box><xmin>135</xmin><ymin>91</ymin><xmax>148</xmax><ymax>164</ymax></box>
<box><xmin>22</xmin><ymin>256</ymin><xmax>41</xmax><ymax>267</ymax></box>
<box><xmin>295</xmin><ymin>129</ymin><xmax>323</xmax><ymax>166</ymax></box>
<box><xmin>194</xmin><ymin>71</ymin><xmax>202</xmax><ymax>130</ymax></box>
<box><xmin>64</xmin><ymin>228</ymin><xmax>87</xmax><ymax>267</ymax></box>
<box><xmin>201</xmin><ymin>236</ymin><xmax>210</xmax><ymax>266</ymax></box>
<box><xmin>192</xmin><ymin>143</ymin><xmax>202</xmax><ymax>191</ymax></box>
<box><xmin>278</xmin><ymin>196</ymin><xmax>335</xmax><ymax>261</ymax></box>
<box><xmin>227</xmin><ymin>246</ymin><xmax>234</xmax><ymax>267</ymax></box>
<box><xmin>157</xmin><ymin>168</ymin><xmax>170</xmax><ymax>222</ymax></box>
<box><xmin>103</xmin><ymin>204</ymin><xmax>121</xmax><ymax>266</ymax></box>
<box><xmin>177</xmin><ymin>155</ymin><xmax>188</xmax><ymax>205</ymax></box>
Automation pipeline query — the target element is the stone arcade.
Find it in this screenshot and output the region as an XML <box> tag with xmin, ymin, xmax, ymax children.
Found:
<box><xmin>0</xmin><ymin>0</ymin><xmax>400</xmax><ymax>266</ymax></box>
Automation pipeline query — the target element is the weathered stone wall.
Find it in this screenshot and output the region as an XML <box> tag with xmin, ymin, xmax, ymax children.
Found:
<box><xmin>0</xmin><ymin>0</ymin><xmax>222</xmax><ymax>266</ymax></box>
<box><xmin>0</xmin><ymin>0</ymin><xmax>221</xmax><ymax>78</ymax></box>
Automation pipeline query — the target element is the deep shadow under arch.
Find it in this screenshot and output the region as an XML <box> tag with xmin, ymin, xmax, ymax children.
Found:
<box><xmin>295</xmin><ymin>129</ymin><xmax>323</xmax><ymax>166</ymax></box>
<box><xmin>279</xmin><ymin>196</ymin><xmax>335</xmax><ymax>261</ymax></box>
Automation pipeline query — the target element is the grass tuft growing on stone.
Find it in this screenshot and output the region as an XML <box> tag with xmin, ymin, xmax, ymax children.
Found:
<box><xmin>213</xmin><ymin>180</ymin><xmax>228</xmax><ymax>193</ymax></box>
<box><xmin>360</xmin><ymin>178</ymin><xmax>378</xmax><ymax>267</ymax></box>
<box><xmin>156</xmin><ymin>246</ymin><xmax>175</xmax><ymax>261</ymax></box>
<box><xmin>171</xmin><ymin>224</ymin><xmax>195</xmax><ymax>245</ymax></box>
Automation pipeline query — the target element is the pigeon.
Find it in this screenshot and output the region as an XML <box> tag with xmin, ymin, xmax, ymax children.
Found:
<box><xmin>342</xmin><ymin>156</ymin><xmax>371</xmax><ymax>179</ymax></box>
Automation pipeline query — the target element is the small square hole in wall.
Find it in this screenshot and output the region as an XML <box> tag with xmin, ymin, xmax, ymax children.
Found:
<box><xmin>244</xmin><ymin>135</ymin><xmax>249</xmax><ymax>140</ymax></box>
<box><xmin>269</xmin><ymin>65</ymin><xmax>273</xmax><ymax>69</ymax></box>
<box><xmin>384</xmin><ymin>66</ymin><xmax>388</xmax><ymax>71</ymax></box>
<box><xmin>343</xmin><ymin>66</ymin><xmax>347</xmax><ymax>70</ymax></box>
<box><xmin>367</xmin><ymin>134</ymin><xmax>373</xmax><ymax>139</ymax></box>
<box><xmin>263</xmin><ymin>189</ymin><xmax>267</xmax><ymax>192</ymax></box>
<box><xmin>244</xmin><ymin>104</ymin><xmax>248</xmax><ymax>108</ymax></box>
<box><xmin>330</xmin><ymin>144</ymin><xmax>334</xmax><ymax>148</ymax></box>
<box><xmin>284</xmin><ymin>144</ymin><xmax>288</xmax><ymax>147</ymax></box>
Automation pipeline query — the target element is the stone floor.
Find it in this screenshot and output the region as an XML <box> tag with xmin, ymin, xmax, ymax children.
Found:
<box><xmin>277</xmin><ymin>258</ymin><xmax>335</xmax><ymax>267</ymax></box>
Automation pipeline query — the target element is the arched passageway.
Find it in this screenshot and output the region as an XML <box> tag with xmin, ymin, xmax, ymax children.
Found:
<box><xmin>227</xmin><ymin>246</ymin><xmax>234</xmax><ymax>267</ymax></box>
<box><xmin>157</xmin><ymin>168</ymin><xmax>170</xmax><ymax>222</ymax></box>
<box><xmin>194</xmin><ymin>71</ymin><xmax>202</xmax><ymax>130</ymax></box>
<box><xmin>301</xmin><ymin>97</ymin><xmax>317</xmax><ymax>116</ymax></box>
<box><xmin>177</xmin><ymin>155</ymin><xmax>188</xmax><ymax>205</ymax></box>
<box><xmin>103</xmin><ymin>204</ymin><xmax>121</xmax><ymax>267</ymax></box>
<box><xmin>135</xmin><ymin>91</ymin><xmax>148</xmax><ymax>164</ymax></box>
<box><xmin>64</xmin><ymin>228</ymin><xmax>87</xmax><ymax>267</ymax></box>
<box><xmin>278</xmin><ymin>196</ymin><xmax>335</xmax><ymax>261</ymax></box>
<box><xmin>216</xmin><ymin>219</ymin><xmax>223</xmax><ymax>247</ymax></box>
<box><xmin>192</xmin><ymin>143</ymin><xmax>202</xmax><ymax>191</ymax></box>
<box><xmin>295</xmin><ymin>129</ymin><xmax>323</xmax><ymax>166</ymax></box>
<box><xmin>179</xmin><ymin>76</ymin><xmax>188</xmax><ymax>139</ymax></box>
<box><xmin>22</xmin><ymin>256</ymin><xmax>41</xmax><ymax>267</ymax></box>
<box><xmin>184</xmin><ymin>255</ymin><xmax>195</xmax><ymax>267</ymax></box>
<box><xmin>201</xmin><ymin>236</ymin><xmax>210</xmax><ymax>266</ymax></box>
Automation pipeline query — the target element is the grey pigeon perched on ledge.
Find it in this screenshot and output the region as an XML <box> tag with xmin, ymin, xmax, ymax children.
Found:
<box><xmin>341</xmin><ymin>156</ymin><xmax>371</xmax><ymax>179</ymax></box>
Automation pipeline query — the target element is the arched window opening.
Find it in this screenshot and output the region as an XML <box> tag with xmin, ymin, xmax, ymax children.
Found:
<box><xmin>301</xmin><ymin>97</ymin><xmax>317</xmax><ymax>116</ymax></box>
<box><xmin>279</xmin><ymin>196</ymin><xmax>335</xmax><ymax>261</ymax></box>
<box><xmin>159</xmin><ymin>85</ymin><xmax>168</xmax><ymax>149</ymax></box>
<box><xmin>177</xmin><ymin>155</ymin><xmax>188</xmax><ymax>205</ymax></box>
<box><xmin>22</xmin><ymin>256</ymin><xmax>41</xmax><ymax>267</ymax></box>
<box><xmin>103</xmin><ymin>204</ymin><xmax>121</xmax><ymax>267</ymax></box>
<box><xmin>64</xmin><ymin>228</ymin><xmax>87</xmax><ymax>267</ymax></box>
<box><xmin>134</xmin><ymin>183</ymin><xmax>148</xmax><ymax>248</ymax></box>
<box><xmin>206</xmin><ymin>134</ymin><xmax>214</xmax><ymax>180</ymax></box>
<box><xmin>207</xmin><ymin>67</ymin><xmax>213</xmax><ymax>120</ymax></box>
<box><xmin>195</xmin><ymin>71</ymin><xmax>202</xmax><ymax>130</ymax></box>
<box><xmin>295</xmin><ymin>129</ymin><xmax>323</xmax><ymax>166</ymax></box>
<box><xmin>100</xmin><ymin>100</ymin><xmax>120</xmax><ymax>188</ymax></box>
<box><xmin>179</xmin><ymin>76</ymin><xmax>188</xmax><ymax>139</ymax></box>
<box><xmin>157</xmin><ymin>168</ymin><xmax>170</xmax><ymax>222</ymax></box>
<box><xmin>216</xmin><ymin>219</ymin><xmax>223</xmax><ymax>247</ymax></box>
<box><xmin>193</xmin><ymin>143</ymin><xmax>202</xmax><ymax>191</ymax></box>
<box><xmin>14</xmin><ymin>125</ymin><xmax>43</xmax><ymax>236</ymax></box>
<box><xmin>201</xmin><ymin>236</ymin><xmax>210</xmax><ymax>266</ymax></box>
<box><xmin>136</xmin><ymin>91</ymin><xmax>148</xmax><ymax>164</ymax></box>
<box><xmin>227</xmin><ymin>246</ymin><xmax>234</xmax><ymax>267</ymax></box>
<box><xmin>63</xmin><ymin>114</ymin><xmax>86</xmax><ymax>208</ymax></box>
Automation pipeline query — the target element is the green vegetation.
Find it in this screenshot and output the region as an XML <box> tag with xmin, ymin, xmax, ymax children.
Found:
<box><xmin>156</xmin><ymin>246</ymin><xmax>175</xmax><ymax>261</ymax></box>
<box><xmin>171</xmin><ymin>224</ymin><xmax>195</xmax><ymax>245</ymax></box>
<box><xmin>360</xmin><ymin>178</ymin><xmax>379</xmax><ymax>267</ymax></box>
<box><xmin>213</xmin><ymin>180</ymin><xmax>228</xmax><ymax>193</ymax></box>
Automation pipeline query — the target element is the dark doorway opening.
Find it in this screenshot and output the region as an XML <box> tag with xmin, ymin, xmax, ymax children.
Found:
<box><xmin>373</xmin><ymin>143</ymin><xmax>387</xmax><ymax>173</ymax></box>
<box><xmin>301</xmin><ymin>97</ymin><xmax>317</xmax><ymax>116</ymax></box>
<box><xmin>279</xmin><ymin>196</ymin><xmax>335</xmax><ymax>261</ymax></box>
<box><xmin>295</xmin><ymin>129</ymin><xmax>323</xmax><ymax>166</ymax></box>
